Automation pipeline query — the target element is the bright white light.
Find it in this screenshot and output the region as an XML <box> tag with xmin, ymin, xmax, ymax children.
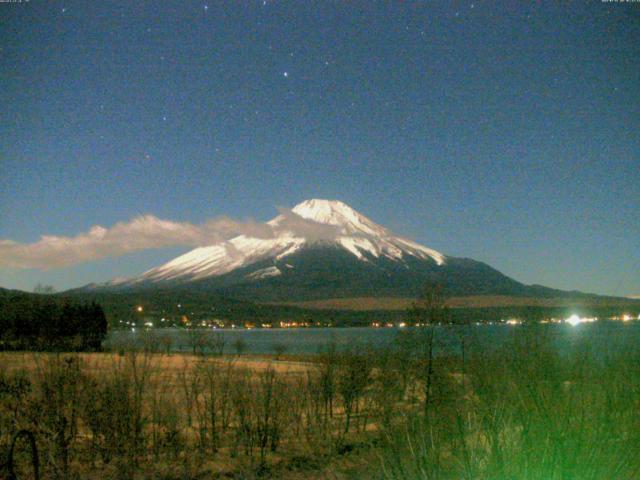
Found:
<box><xmin>566</xmin><ymin>314</ymin><xmax>582</xmax><ymax>326</ymax></box>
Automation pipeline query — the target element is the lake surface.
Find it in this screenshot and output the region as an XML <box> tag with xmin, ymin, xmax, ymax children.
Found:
<box><xmin>106</xmin><ymin>322</ymin><xmax>640</xmax><ymax>356</ymax></box>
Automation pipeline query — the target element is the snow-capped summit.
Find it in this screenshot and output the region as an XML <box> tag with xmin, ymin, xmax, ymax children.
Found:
<box><xmin>125</xmin><ymin>199</ymin><xmax>445</xmax><ymax>286</ymax></box>
<box><xmin>290</xmin><ymin>199</ymin><xmax>389</xmax><ymax>237</ymax></box>
<box><xmin>289</xmin><ymin>198</ymin><xmax>444</xmax><ymax>264</ymax></box>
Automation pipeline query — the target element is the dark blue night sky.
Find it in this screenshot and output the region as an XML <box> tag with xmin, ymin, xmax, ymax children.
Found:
<box><xmin>1</xmin><ymin>1</ymin><xmax>639</xmax><ymax>295</ymax></box>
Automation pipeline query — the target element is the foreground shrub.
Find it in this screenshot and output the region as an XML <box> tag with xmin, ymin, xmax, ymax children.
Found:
<box><xmin>376</xmin><ymin>328</ymin><xmax>640</xmax><ymax>479</ymax></box>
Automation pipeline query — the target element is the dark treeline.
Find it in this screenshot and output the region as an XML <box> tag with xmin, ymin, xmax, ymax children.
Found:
<box><xmin>39</xmin><ymin>285</ymin><xmax>639</xmax><ymax>328</ymax></box>
<box><xmin>0</xmin><ymin>292</ymin><xmax>107</xmax><ymax>351</ymax></box>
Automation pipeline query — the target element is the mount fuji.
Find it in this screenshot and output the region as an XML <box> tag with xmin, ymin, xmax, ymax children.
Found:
<box><xmin>131</xmin><ymin>199</ymin><xmax>445</xmax><ymax>284</ymax></box>
<box><xmin>87</xmin><ymin>199</ymin><xmax>569</xmax><ymax>302</ymax></box>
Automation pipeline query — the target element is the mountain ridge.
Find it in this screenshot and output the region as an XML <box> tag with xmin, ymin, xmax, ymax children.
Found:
<box><xmin>101</xmin><ymin>199</ymin><xmax>446</xmax><ymax>289</ymax></box>
<box><xmin>78</xmin><ymin>199</ymin><xmax>629</xmax><ymax>304</ymax></box>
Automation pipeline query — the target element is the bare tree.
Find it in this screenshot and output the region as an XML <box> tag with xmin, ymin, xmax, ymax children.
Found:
<box><xmin>405</xmin><ymin>283</ymin><xmax>450</xmax><ymax>414</ymax></box>
<box><xmin>186</xmin><ymin>329</ymin><xmax>206</xmax><ymax>356</ymax></box>
<box><xmin>272</xmin><ymin>342</ymin><xmax>287</xmax><ymax>359</ymax></box>
<box><xmin>232</xmin><ymin>338</ymin><xmax>247</xmax><ymax>355</ymax></box>
<box><xmin>337</xmin><ymin>347</ymin><xmax>371</xmax><ymax>434</ymax></box>
<box><xmin>207</xmin><ymin>332</ymin><xmax>226</xmax><ymax>356</ymax></box>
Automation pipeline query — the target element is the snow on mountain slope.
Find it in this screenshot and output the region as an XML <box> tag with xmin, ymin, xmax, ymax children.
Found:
<box><xmin>129</xmin><ymin>199</ymin><xmax>444</xmax><ymax>285</ymax></box>
<box><xmin>246</xmin><ymin>266</ymin><xmax>282</xmax><ymax>281</ymax></box>
<box><xmin>291</xmin><ymin>199</ymin><xmax>389</xmax><ymax>236</ymax></box>
<box><xmin>134</xmin><ymin>235</ymin><xmax>306</xmax><ymax>283</ymax></box>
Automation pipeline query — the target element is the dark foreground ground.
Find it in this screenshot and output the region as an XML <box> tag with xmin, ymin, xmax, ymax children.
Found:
<box><xmin>1</xmin><ymin>326</ymin><xmax>640</xmax><ymax>479</ymax></box>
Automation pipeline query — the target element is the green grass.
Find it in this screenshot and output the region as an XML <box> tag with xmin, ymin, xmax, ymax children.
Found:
<box><xmin>376</xmin><ymin>327</ymin><xmax>640</xmax><ymax>479</ymax></box>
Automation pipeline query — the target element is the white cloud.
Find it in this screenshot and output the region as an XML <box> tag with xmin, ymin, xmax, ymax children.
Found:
<box><xmin>0</xmin><ymin>211</ymin><xmax>338</xmax><ymax>270</ymax></box>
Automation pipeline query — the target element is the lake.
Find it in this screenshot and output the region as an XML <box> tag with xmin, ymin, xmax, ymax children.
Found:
<box><xmin>106</xmin><ymin>321</ymin><xmax>640</xmax><ymax>356</ymax></box>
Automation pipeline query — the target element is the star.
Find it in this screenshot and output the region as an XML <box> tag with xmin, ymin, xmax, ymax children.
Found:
<box><xmin>61</xmin><ymin>7</ymin><xmax>66</xmax><ymax>13</ymax></box>
<box><xmin>283</xmin><ymin>71</ymin><xmax>289</xmax><ymax>78</ymax></box>
<box><xmin>203</xmin><ymin>5</ymin><xmax>209</xmax><ymax>11</ymax></box>
<box><xmin>162</xmin><ymin>115</ymin><xmax>167</xmax><ymax>121</ymax></box>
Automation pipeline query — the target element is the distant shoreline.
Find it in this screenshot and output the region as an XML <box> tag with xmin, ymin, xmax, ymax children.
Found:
<box><xmin>267</xmin><ymin>295</ymin><xmax>640</xmax><ymax>311</ymax></box>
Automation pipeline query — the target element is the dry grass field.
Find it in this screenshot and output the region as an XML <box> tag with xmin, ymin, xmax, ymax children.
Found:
<box><xmin>0</xmin><ymin>348</ymin><xmax>391</xmax><ymax>479</ymax></box>
<box><xmin>0</xmin><ymin>352</ymin><xmax>312</xmax><ymax>377</ymax></box>
<box><xmin>2</xmin><ymin>328</ymin><xmax>640</xmax><ymax>479</ymax></box>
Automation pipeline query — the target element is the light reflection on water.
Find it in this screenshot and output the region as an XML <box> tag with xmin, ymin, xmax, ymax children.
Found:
<box><xmin>106</xmin><ymin>322</ymin><xmax>640</xmax><ymax>356</ymax></box>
